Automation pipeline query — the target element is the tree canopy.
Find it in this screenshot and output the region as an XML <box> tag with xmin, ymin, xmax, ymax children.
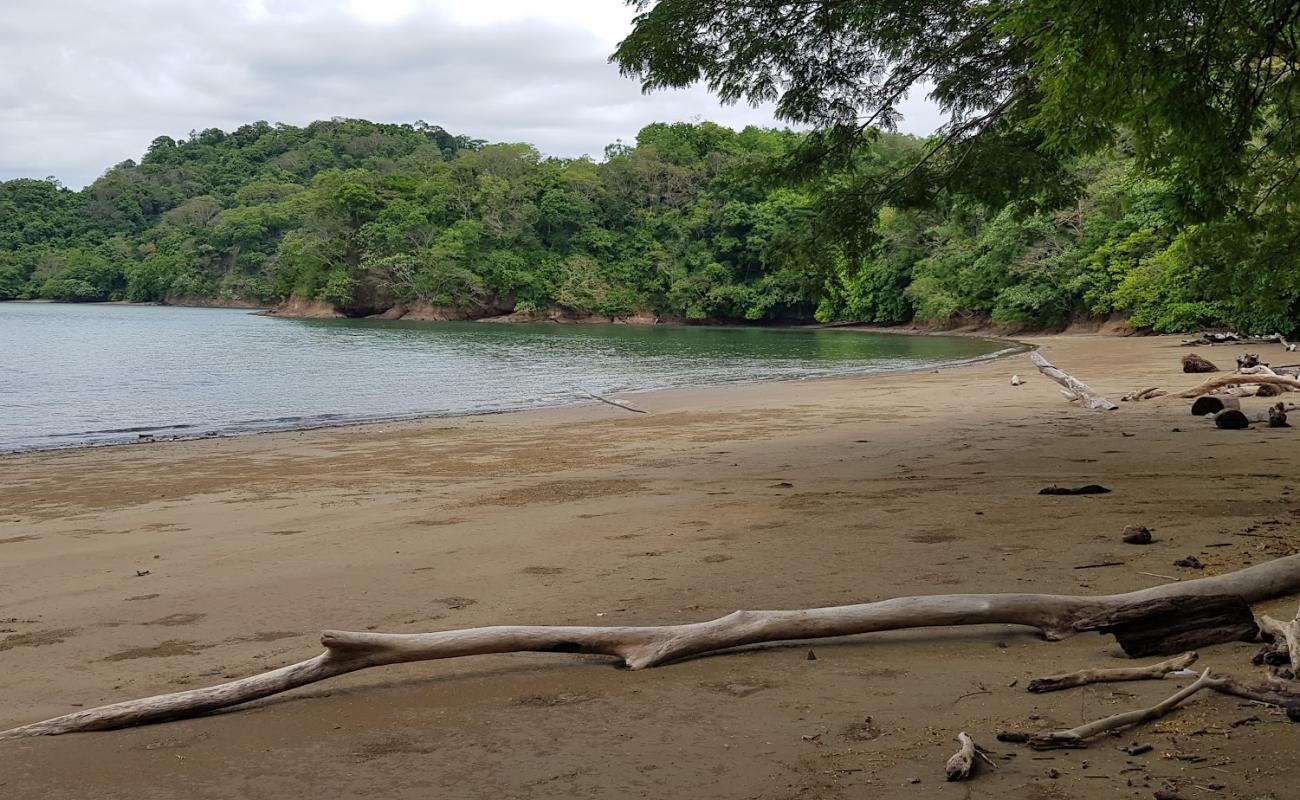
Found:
<box><xmin>615</xmin><ymin>1</ymin><xmax>1300</xmax><ymax>328</ymax></box>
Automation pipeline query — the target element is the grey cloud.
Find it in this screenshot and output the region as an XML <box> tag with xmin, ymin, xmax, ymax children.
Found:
<box><xmin>0</xmin><ymin>1</ymin><xmax>943</xmax><ymax>188</ymax></box>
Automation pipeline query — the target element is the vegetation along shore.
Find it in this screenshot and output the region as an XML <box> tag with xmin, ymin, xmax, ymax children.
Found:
<box><xmin>3</xmin><ymin>114</ymin><xmax>1293</xmax><ymax>334</ymax></box>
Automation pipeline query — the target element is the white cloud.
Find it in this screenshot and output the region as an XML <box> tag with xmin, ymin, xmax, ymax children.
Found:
<box><xmin>0</xmin><ymin>0</ymin><xmax>943</xmax><ymax>189</ymax></box>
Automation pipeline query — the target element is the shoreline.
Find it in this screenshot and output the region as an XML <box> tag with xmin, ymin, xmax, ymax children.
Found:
<box><xmin>0</xmin><ymin>332</ymin><xmax>1029</xmax><ymax>457</ymax></box>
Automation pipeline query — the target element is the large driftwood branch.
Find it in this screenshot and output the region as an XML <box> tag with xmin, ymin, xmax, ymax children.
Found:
<box><xmin>1178</xmin><ymin>373</ymin><xmax>1300</xmax><ymax>398</ymax></box>
<box><xmin>6</xmin><ymin>555</ymin><xmax>1300</xmax><ymax>741</ymax></box>
<box><xmin>1028</xmin><ymin>352</ymin><xmax>1118</xmax><ymax>410</ymax></box>
<box><xmin>1027</xmin><ymin>651</ymin><xmax>1198</xmax><ymax>693</ymax></box>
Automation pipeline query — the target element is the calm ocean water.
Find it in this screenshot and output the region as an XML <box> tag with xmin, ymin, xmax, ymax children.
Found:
<box><xmin>0</xmin><ymin>303</ymin><xmax>1014</xmax><ymax>452</ymax></box>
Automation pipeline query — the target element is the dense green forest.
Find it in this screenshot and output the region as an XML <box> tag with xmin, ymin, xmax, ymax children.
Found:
<box><xmin>0</xmin><ymin>115</ymin><xmax>1295</xmax><ymax>331</ymax></box>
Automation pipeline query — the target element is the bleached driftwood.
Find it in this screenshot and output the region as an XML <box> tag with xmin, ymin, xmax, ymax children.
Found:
<box><xmin>6</xmin><ymin>555</ymin><xmax>1300</xmax><ymax>741</ymax></box>
<box><xmin>1026</xmin><ymin>669</ymin><xmax>1214</xmax><ymax>749</ymax></box>
<box><xmin>1240</xmin><ymin>364</ymin><xmax>1280</xmax><ymax>377</ymax></box>
<box><xmin>1028</xmin><ymin>351</ymin><xmax>1118</xmax><ymax>410</ymax></box>
<box><xmin>1027</xmin><ymin>651</ymin><xmax>1198</xmax><ymax>693</ymax></box>
<box><xmin>1178</xmin><ymin>373</ymin><xmax>1300</xmax><ymax>398</ymax></box>
<box><xmin>1259</xmin><ymin>603</ymin><xmax>1300</xmax><ymax>672</ymax></box>
<box><xmin>1018</xmin><ymin>668</ymin><xmax>1300</xmax><ymax>749</ymax></box>
<box><xmin>945</xmin><ymin>732</ymin><xmax>995</xmax><ymax>780</ymax></box>
<box><xmin>1121</xmin><ymin>386</ymin><xmax>1166</xmax><ymax>402</ymax></box>
<box><xmin>1180</xmin><ymin>332</ymin><xmax>1295</xmax><ymax>348</ymax></box>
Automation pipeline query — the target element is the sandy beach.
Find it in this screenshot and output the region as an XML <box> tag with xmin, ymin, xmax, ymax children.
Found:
<box><xmin>2</xmin><ymin>333</ymin><xmax>1299</xmax><ymax>800</ymax></box>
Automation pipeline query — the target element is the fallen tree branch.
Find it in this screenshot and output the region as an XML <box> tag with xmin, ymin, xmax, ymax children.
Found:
<box><xmin>6</xmin><ymin>555</ymin><xmax>1300</xmax><ymax>740</ymax></box>
<box><xmin>945</xmin><ymin>731</ymin><xmax>995</xmax><ymax>780</ymax></box>
<box><xmin>581</xmin><ymin>390</ymin><xmax>649</xmax><ymax>415</ymax></box>
<box><xmin>1025</xmin><ymin>669</ymin><xmax>1214</xmax><ymax>749</ymax></box>
<box><xmin>1178</xmin><ymin>374</ymin><xmax>1300</xmax><ymax>398</ymax></box>
<box><xmin>1029</xmin><ymin>352</ymin><xmax>1118</xmax><ymax>410</ymax></box>
<box><xmin>1027</xmin><ymin>651</ymin><xmax>1199</xmax><ymax>693</ymax></box>
<box><xmin>1015</xmin><ymin>669</ymin><xmax>1300</xmax><ymax>749</ymax></box>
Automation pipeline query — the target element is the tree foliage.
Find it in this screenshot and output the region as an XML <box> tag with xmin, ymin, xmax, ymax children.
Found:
<box><xmin>615</xmin><ymin>1</ymin><xmax>1300</xmax><ymax>330</ymax></box>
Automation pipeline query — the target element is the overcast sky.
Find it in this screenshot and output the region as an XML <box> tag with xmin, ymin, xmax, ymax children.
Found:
<box><xmin>1</xmin><ymin>0</ymin><xmax>943</xmax><ymax>189</ymax></box>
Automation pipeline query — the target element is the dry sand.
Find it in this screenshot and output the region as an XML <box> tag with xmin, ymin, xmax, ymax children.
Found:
<box><xmin>1</xmin><ymin>334</ymin><xmax>1298</xmax><ymax>799</ymax></box>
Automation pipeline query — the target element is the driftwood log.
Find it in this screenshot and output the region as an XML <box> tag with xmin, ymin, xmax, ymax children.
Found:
<box><xmin>1027</xmin><ymin>651</ymin><xmax>1198</xmax><ymax>693</ymax></box>
<box><xmin>1028</xmin><ymin>351</ymin><xmax>1118</xmax><ymax>410</ymax></box>
<box><xmin>5</xmin><ymin>555</ymin><xmax>1300</xmax><ymax>741</ymax></box>
<box><xmin>1179</xmin><ymin>373</ymin><xmax>1300</xmax><ymax>398</ymax></box>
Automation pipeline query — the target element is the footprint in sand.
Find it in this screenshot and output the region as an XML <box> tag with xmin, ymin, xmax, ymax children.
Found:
<box><xmin>521</xmin><ymin>566</ymin><xmax>565</xmax><ymax>575</ymax></box>
<box><xmin>0</xmin><ymin>628</ymin><xmax>79</xmax><ymax>652</ymax></box>
<box><xmin>103</xmin><ymin>640</ymin><xmax>215</xmax><ymax>661</ymax></box>
<box><xmin>433</xmin><ymin>597</ymin><xmax>477</xmax><ymax>610</ymax></box>
<box><xmin>143</xmin><ymin>613</ymin><xmax>206</xmax><ymax>627</ymax></box>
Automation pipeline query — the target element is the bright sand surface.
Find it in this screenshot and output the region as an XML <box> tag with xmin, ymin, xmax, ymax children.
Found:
<box><xmin>2</xmin><ymin>334</ymin><xmax>1299</xmax><ymax>799</ymax></box>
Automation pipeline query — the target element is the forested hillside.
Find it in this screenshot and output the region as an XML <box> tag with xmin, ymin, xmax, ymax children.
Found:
<box><xmin>1</xmin><ymin>116</ymin><xmax>1294</xmax><ymax>331</ymax></box>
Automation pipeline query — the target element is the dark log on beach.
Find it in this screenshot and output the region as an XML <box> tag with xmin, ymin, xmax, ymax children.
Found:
<box><xmin>1071</xmin><ymin>594</ymin><xmax>1258</xmax><ymax>657</ymax></box>
<box><xmin>1215</xmin><ymin>408</ymin><xmax>1251</xmax><ymax>429</ymax></box>
<box><xmin>1191</xmin><ymin>395</ymin><xmax>1238</xmax><ymax>416</ymax></box>
<box><xmin>1269</xmin><ymin>403</ymin><xmax>1291</xmax><ymax>427</ymax></box>
<box><xmin>1182</xmin><ymin>354</ymin><xmax>1219</xmax><ymax>373</ymax></box>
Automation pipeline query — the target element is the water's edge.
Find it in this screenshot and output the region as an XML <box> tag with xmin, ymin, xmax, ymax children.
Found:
<box><xmin>1</xmin><ymin>332</ymin><xmax>1029</xmax><ymax>457</ymax></box>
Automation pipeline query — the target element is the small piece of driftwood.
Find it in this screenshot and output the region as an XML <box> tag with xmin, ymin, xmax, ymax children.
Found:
<box><xmin>1259</xmin><ymin>603</ymin><xmax>1300</xmax><ymax>676</ymax></box>
<box><xmin>945</xmin><ymin>731</ymin><xmax>995</xmax><ymax>780</ymax></box>
<box><xmin>1014</xmin><ymin>669</ymin><xmax>1300</xmax><ymax>749</ymax></box>
<box><xmin>1040</xmin><ymin>484</ymin><xmax>1111</xmax><ymax>496</ymax></box>
<box><xmin>1027</xmin><ymin>652</ymin><xmax>1198</xmax><ymax>693</ymax></box>
<box><xmin>1025</xmin><ymin>669</ymin><xmax>1214</xmax><ymax>749</ymax></box>
<box><xmin>1029</xmin><ymin>352</ymin><xmax>1118</xmax><ymax>410</ymax></box>
<box><xmin>582</xmin><ymin>390</ymin><xmax>649</xmax><ymax>414</ymax></box>
<box><xmin>1122</xmin><ymin>386</ymin><xmax>1166</xmax><ymax>401</ymax></box>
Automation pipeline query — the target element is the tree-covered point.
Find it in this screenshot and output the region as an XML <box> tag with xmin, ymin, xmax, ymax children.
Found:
<box><xmin>0</xmin><ymin>114</ymin><xmax>1296</xmax><ymax>332</ymax></box>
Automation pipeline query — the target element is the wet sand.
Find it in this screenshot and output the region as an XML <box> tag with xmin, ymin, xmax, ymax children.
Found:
<box><xmin>1</xmin><ymin>334</ymin><xmax>1298</xmax><ymax>799</ymax></box>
